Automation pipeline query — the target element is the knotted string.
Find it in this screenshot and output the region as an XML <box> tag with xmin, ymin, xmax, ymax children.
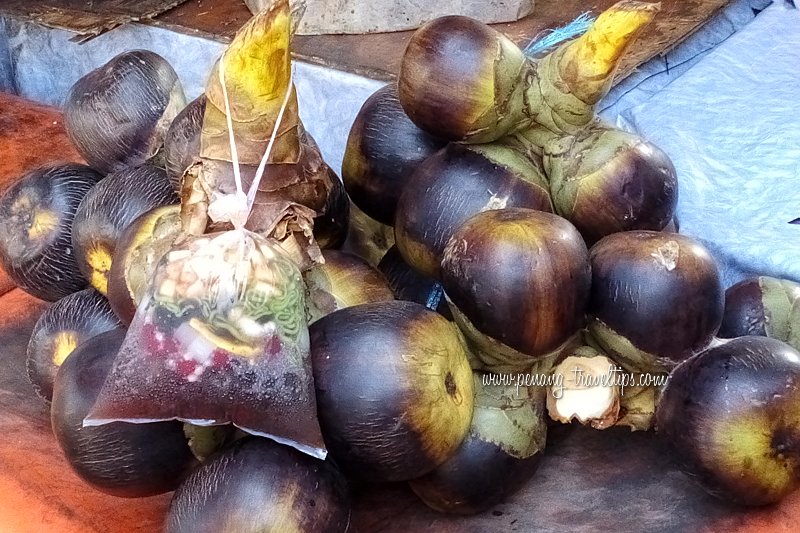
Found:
<box><xmin>214</xmin><ymin>50</ymin><xmax>295</xmax><ymax>230</ymax></box>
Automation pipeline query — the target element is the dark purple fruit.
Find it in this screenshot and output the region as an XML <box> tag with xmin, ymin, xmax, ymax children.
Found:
<box><xmin>394</xmin><ymin>142</ymin><xmax>552</xmax><ymax>279</ymax></box>
<box><xmin>588</xmin><ymin>231</ymin><xmax>724</xmax><ymax>373</ymax></box>
<box><xmin>26</xmin><ymin>288</ymin><xmax>121</xmax><ymax>401</ymax></box>
<box><xmin>304</xmin><ymin>250</ymin><xmax>394</xmax><ymax>324</ymax></box>
<box><xmin>719</xmin><ymin>276</ymin><xmax>799</xmax><ymax>351</ymax></box>
<box><xmin>377</xmin><ymin>245</ymin><xmax>451</xmax><ymax>319</ymax></box>
<box><xmin>0</xmin><ymin>163</ymin><xmax>102</xmax><ymax>301</ymax></box>
<box><xmin>164</xmin><ymin>95</ymin><xmax>206</xmax><ymax>194</ymax></box>
<box><xmin>313</xmin><ymin>169</ymin><xmax>350</xmax><ymax>250</ymax></box>
<box><xmin>398</xmin><ymin>16</ymin><xmax>527</xmax><ymax>143</ymax></box>
<box><xmin>409</xmin><ymin>374</ymin><xmax>546</xmax><ymax>514</ymax></box>
<box><xmin>441</xmin><ymin>208</ymin><xmax>590</xmax><ymax>367</ymax></box>
<box><xmin>71</xmin><ymin>163</ymin><xmax>179</xmax><ymax>295</ymax></box>
<box><xmin>64</xmin><ymin>50</ymin><xmax>185</xmax><ymax>174</ymax></box>
<box><xmin>165</xmin><ymin>436</ymin><xmax>350</xmax><ymax>533</ymax></box>
<box><xmin>51</xmin><ymin>329</ymin><xmax>195</xmax><ymax>497</ymax></box>
<box><xmin>656</xmin><ymin>336</ymin><xmax>800</xmax><ymax>506</ymax></box>
<box><xmin>544</xmin><ymin>124</ymin><xmax>678</xmax><ymax>245</ymax></box>
<box><xmin>342</xmin><ymin>83</ymin><xmax>445</xmax><ymax>225</ymax></box>
<box><xmin>106</xmin><ymin>205</ymin><xmax>183</xmax><ymax>324</ymax></box>
<box><xmin>310</xmin><ymin>300</ymin><xmax>474</xmax><ymax>482</ymax></box>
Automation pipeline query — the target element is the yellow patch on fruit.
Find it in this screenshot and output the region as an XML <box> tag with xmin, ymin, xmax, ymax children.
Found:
<box><xmin>10</xmin><ymin>190</ymin><xmax>34</xmax><ymax>213</ymax></box>
<box><xmin>405</xmin><ymin>314</ymin><xmax>474</xmax><ymax>464</ymax></box>
<box><xmin>87</xmin><ymin>245</ymin><xmax>113</xmax><ymax>295</ymax></box>
<box><xmin>220</xmin><ymin>481</ymin><xmax>301</xmax><ymax>533</ymax></box>
<box><xmin>705</xmin><ymin>411</ymin><xmax>796</xmax><ymax>497</ymax></box>
<box><xmin>189</xmin><ymin>318</ymin><xmax>259</xmax><ymax>358</ymax></box>
<box><xmin>52</xmin><ymin>330</ymin><xmax>78</xmax><ymax>366</ymax></box>
<box><xmin>265</xmin><ymin>481</ymin><xmax>301</xmax><ymax>533</ymax></box>
<box><xmin>27</xmin><ymin>209</ymin><xmax>59</xmax><ymax>241</ymax></box>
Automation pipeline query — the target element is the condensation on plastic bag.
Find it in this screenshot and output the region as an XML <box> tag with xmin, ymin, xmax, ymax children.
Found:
<box><xmin>84</xmin><ymin>229</ymin><xmax>327</xmax><ymax>459</ymax></box>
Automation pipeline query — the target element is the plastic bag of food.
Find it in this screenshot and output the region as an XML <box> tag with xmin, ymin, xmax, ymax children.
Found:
<box><xmin>84</xmin><ymin>228</ymin><xmax>325</xmax><ymax>458</ymax></box>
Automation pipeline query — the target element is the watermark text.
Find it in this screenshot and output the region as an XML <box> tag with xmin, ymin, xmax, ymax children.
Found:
<box><xmin>482</xmin><ymin>366</ymin><xmax>669</xmax><ymax>398</ymax></box>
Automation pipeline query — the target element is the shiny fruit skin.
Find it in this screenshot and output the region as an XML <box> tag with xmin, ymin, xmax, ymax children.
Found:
<box><xmin>588</xmin><ymin>230</ymin><xmax>724</xmax><ymax>369</ymax></box>
<box><xmin>398</xmin><ymin>16</ymin><xmax>526</xmax><ymax>143</ymax></box>
<box><xmin>441</xmin><ymin>208</ymin><xmax>590</xmax><ymax>357</ymax></box>
<box><xmin>656</xmin><ymin>336</ymin><xmax>800</xmax><ymax>506</ymax></box>
<box><xmin>106</xmin><ymin>205</ymin><xmax>182</xmax><ymax>324</ymax></box>
<box><xmin>51</xmin><ymin>329</ymin><xmax>196</xmax><ymax>497</ymax></box>
<box><xmin>394</xmin><ymin>143</ymin><xmax>552</xmax><ymax>280</ymax></box>
<box><xmin>409</xmin><ymin>375</ymin><xmax>546</xmax><ymax>514</ymax></box>
<box><xmin>304</xmin><ymin>250</ymin><xmax>394</xmax><ymax>324</ymax></box>
<box><xmin>342</xmin><ymin>83</ymin><xmax>445</xmax><ymax>225</ymax></box>
<box><xmin>64</xmin><ymin>50</ymin><xmax>185</xmax><ymax>174</ymax></box>
<box><xmin>71</xmin><ymin>163</ymin><xmax>179</xmax><ymax>295</ymax></box>
<box><xmin>377</xmin><ymin>245</ymin><xmax>452</xmax><ymax>319</ymax></box>
<box><xmin>310</xmin><ymin>300</ymin><xmax>474</xmax><ymax>482</ymax></box>
<box><xmin>166</xmin><ymin>436</ymin><xmax>351</xmax><ymax>533</ymax></box>
<box><xmin>0</xmin><ymin>163</ymin><xmax>102</xmax><ymax>301</ymax></box>
<box><xmin>164</xmin><ymin>95</ymin><xmax>206</xmax><ymax>194</ymax></box>
<box><xmin>719</xmin><ymin>278</ymin><xmax>770</xmax><ymax>337</ymax></box>
<box><xmin>719</xmin><ymin>276</ymin><xmax>800</xmax><ymax>352</ymax></box>
<box><xmin>26</xmin><ymin>288</ymin><xmax>121</xmax><ymax>401</ymax></box>
<box><xmin>545</xmin><ymin>125</ymin><xmax>678</xmax><ymax>245</ymax></box>
<box><xmin>409</xmin><ymin>430</ymin><xmax>541</xmax><ymax>515</ymax></box>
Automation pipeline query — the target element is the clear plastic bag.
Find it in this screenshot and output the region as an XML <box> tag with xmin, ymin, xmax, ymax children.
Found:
<box><xmin>85</xmin><ymin>228</ymin><xmax>326</xmax><ymax>458</ymax></box>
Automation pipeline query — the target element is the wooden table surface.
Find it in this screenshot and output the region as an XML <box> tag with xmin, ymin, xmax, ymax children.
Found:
<box><xmin>1</xmin><ymin>92</ymin><xmax>798</xmax><ymax>532</ymax></box>
<box><xmin>2</xmin><ymin>0</ymin><xmax>733</xmax><ymax>82</ymax></box>
<box><xmin>155</xmin><ymin>0</ymin><xmax>733</xmax><ymax>82</ymax></box>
